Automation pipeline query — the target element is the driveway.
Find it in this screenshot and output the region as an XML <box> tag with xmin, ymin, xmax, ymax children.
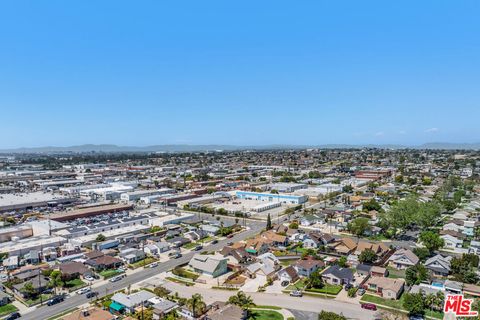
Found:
<box><xmin>241</xmin><ymin>275</ymin><xmax>266</xmax><ymax>292</ymax></box>
<box><xmin>264</xmin><ymin>279</ymin><xmax>285</xmax><ymax>294</ymax></box>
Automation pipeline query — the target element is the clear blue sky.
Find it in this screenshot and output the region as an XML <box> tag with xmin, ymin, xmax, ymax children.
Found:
<box><xmin>1</xmin><ymin>1</ymin><xmax>479</xmax><ymax>148</ymax></box>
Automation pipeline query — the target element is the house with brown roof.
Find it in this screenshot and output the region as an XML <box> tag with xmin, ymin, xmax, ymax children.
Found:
<box><xmin>278</xmin><ymin>265</ymin><xmax>299</xmax><ymax>284</ymax></box>
<box><xmin>259</xmin><ymin>230</ymin><xmax>288</xmax><ymax>247</ymax></box>
<box><xmin>85</xmin><ymin>255</ymin><xmax>123</xmax><ymax>271</ymax></box>
<box><xmin>328</xmin><ymin>238</ymin><xmax>357</xmax><ymax>255</ymax></box>
<box><xmin>59</xmin><ymin>261</ymin><xmax>93</xmax><ymax>280</ymax></box>
<box><xmin>363</xmin><ymin>277</ymin><xmax>405</xmax><ymax>299</ymax></box>
<box><xmin>294</xmin><ymin>259</ymin><xmax>325</xmax><ymax>277</ymax></box>
<box><xmin>354</xmin><ymin>241</ymin><xmax>389</xmax><ymax>257</ymax></box>
<box><xmin>205</xmin><ymin>301</ymin><xmax>247</xmax><ymax>320</ymax></box>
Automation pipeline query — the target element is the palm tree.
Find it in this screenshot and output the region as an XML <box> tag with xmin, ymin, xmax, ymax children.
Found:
<box><xmin>186</xmin><ymin>293</ymin><xmax>206</xmax><ymax>318</ymax></box>
<box><xmin>228</xmin><ymin>291</ymin><xmax>255</xmax><ymax>315</ymax></box>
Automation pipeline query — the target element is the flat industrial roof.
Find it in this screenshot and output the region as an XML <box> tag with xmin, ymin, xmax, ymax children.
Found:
<box><xmin>47</xmin><ymin>203</ymin><xmax>133</xmax><ymax>221</ymax></box>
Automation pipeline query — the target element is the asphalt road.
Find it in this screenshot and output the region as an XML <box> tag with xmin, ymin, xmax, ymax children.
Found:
<box><xmin>20</xmin><ymin>221</ymin><xmax>265</xmax><ymax>320</ymax></box>
<box><xmin>162</xmin><ymin>281</ymin><xmax>377</xmax><ymax>320</ymax></box>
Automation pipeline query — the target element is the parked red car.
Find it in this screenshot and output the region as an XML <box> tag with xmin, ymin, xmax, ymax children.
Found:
<box><xmin>361</xmin><ymin>303</ymin><xmax>377</xmax><ymax>311</ymax></box>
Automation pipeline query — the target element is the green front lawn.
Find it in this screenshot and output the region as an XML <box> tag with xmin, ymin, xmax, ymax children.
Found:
<box><xmin>25</xmin><ymin>294</ymin><xmax>54</xmax><ymax>307</ymax></box>
<box><xmin>286</xmin><ymin>278</ymin><xmax>306</xmax><ymax>291</ymax></box>
<box><xmin>305</xmin><ymin>283</ymin><xmax>342</xmax><ymax>295</ymax></box>
<box><xmin>182</xmin><ymin>242</ymin><xmax>198</xmax><ymax>250</ymax></box>
<box><xmin>361</xmin><ymin>293</ymin><xmax>404</xmax><ymax>309</ymax></box>
<box><xmin>65</xmin><ymin>278</ymin><xmax>86</xmax><ymax>289</ymax></box>
<box><xmin>100</xmin><ymin>269</ymin><xmax>123</xmax><ymax>279</ymax></box>
<box><xmin>360</xmin><ymin>294</ymin><xmax>443</xmax><ymax>319</ymax></box>
<box><xmin>130</xmin><ymin>257</ymin><xmax>158</xmax><ymax>269</ymax></box>
<box><xmin>254</xmin><ymin>305</ymin><xmax>282</xmax><ymax>310</ymax></box>
<box><xmin>248</xmin><ymin>310</ymin><xmax>283</xmax><ymax>320</ymax></box>
<box><xmin>172</xmin><ymin>267</ymin><xmax>200</xmax><ymax>280</ymax></box>
<box><xmin>0</xmin><ymin>304</ymin><xmax>18</xmax><ymax>317</ymax></box>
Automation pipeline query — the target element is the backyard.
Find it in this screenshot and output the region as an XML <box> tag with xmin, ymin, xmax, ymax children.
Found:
<box><xmin>386</xmin><ymin>267</ymin><xmax>406</xmax><ymax>279</ymax></box>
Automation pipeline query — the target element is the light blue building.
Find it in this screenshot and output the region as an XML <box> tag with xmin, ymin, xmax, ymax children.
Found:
<box><xmin>235</xmin><ymin>191</ymin><xmax>307</xmax><ymax>204</ymax></box>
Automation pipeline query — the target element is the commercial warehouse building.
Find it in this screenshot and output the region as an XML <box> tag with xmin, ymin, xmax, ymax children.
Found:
<box><xmin>235</xmin><ymin>191</ymin><xmax>307</xmax><ymax>204</ymax></box>
<box><xmin>120</xmin><ymin>188</ymin><xmax>174</xmax><ymax>202</ymax></box>
<box><xmin>47</xmin><ymin>203</ymin><xmax>133</xmax><ymax>222</ymax></box>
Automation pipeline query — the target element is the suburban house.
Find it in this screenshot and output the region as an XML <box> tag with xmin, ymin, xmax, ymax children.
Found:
<box><xmin>200</xmin><ymin>224</ymin><xmax>220</xmax><ymax>236</ymax></box>
<box><xmin>59</xmin><ymin>261</ymin><xmax>93</xmax><ymax>280</ymax></box>
<box><xmin>220</xmin><ymin>246</ymin><xmax>251</xmax><ymax>269</ymax></box>
<box><xmin>12</xmin><ymin>277</ymin><xmax>49</xmax><ymax>299</ymax></box>
<box><xmin>245</xmin><ymin>253</ymin><xmax>280</xmax><ymax>279</ymax></box>
<box><xmin>388</xmin><ymin>248</ymin><xmax>419</xmax><ymax>270</ymax></box>
<box><xmin>110</xmin><ymin>290</ymin><xmax>156</xmax><ymax>314</ymax></box>
<box><xmin>205</xmin><ymin>301</ymin><xmax>247</xmax><ymax>320</ymax></box>
<box><xmin>294</xmin><ymin>259</ymin><xmax>325</xmax><ymax>277</ymax></box>
<box><xmin>259</xmin><ymin>230</ymin><xmax>288</xmax><ymax>247</ymax></box>
<box><xmin>119</xmin><ymin>248</ymin><xmax>146</xmax><ymax>264</ymax></box>
<box><xmin>152</xmin><ymin>299</ymin><xmax>179</xmax><ymax>319</ymax></box>
<box><xmin>363</xmin><ymin>277</ymin><xmax>405</xmax><ymax>299</ymax></box>
<box><xmin>328</xmin><ymin>238</ymin><xmax>357</xmax><ymax>255</ymax></box>
<box><xmin>354</xmin><ymin>241</ymin><xmax>389</xmax><ymax>257</ymax></box>
<box><xmin>0</xmin><ymin>291</ymin><xmax>11</xmax><ymax>306</ymax></box>
<box><xmin>243</xmin><ymin>239</ymin><xmax>270</xmax><ymax>256</ymax></box>
<box><xmin>85</xmin><ymin>255</ymin><xmax>123</xmax><ymax>271</ymax></box>
<box><xmin>425</xmin><ymin>254</ymin><xmax>452</xmax><ymax>277</ymax></box>
<box><xmin>278</xmin><ymin>265</ymin><xmax>299</xmax><ymax>285</ymax></box>
<box><xmin>144</xmin><ymin>242</ymin><xmax>171</xmax><ymax>256</ymax></box>
<box><xmin>321</xmin><ymin>265</ymin><xmax>354</xmax><ymax>285</ymax></box>
<box><xmin>188</xmin><ymin>254</ymin><xmax>228</xmax><ymax>278</ymax></box>
<box><xmin>441</xmin><ymin>234</ymin><xmax>464</xmax><ymax>250</ymax></box>
<box><xmin>370</xmin><ymin>266</ymin><xmax>388</xmax><ymax>277</ymax></box>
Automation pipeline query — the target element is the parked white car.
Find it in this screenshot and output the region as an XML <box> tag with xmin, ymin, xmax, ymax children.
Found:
<box><xmin>76</xmin><ymin>287</ymin><xmax>91</xmax><ymax>295</ymax></box>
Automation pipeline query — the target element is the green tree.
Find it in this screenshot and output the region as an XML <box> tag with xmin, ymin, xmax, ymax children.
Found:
<box><xmin>405</xmin><ymin>264</ymin><xmax>428</xmax><ymax>286</ymax></box>
<box><xmin>49</xmin><ymin>270</ymin><xmax>65</xmax><ymax>289</ymax></box>
<box><xmin>337</xmin><ymin>256</ymin><xmax>347</xmax><ymax>268</ymax></box>
<box><xmin>363</xmin><ymin>199</ymin><xmax>382</xmax><ymax>212</ymax></box>
<box><xmin>228</xmin><ymin>291</ymin><xmax>255</xmax><ymax>315</ymax></box>
<box><xmin>419</xmin><ymin>231</ymin><xmax>444</xmax><ymax>254</ymax></box>
<box><xmin>403</xmin><ymin>292</ymin><xmax>426</xmax><ymax>315</ymax></box>
<box><xmin>266</xmin><ymin>213</ymin><xmax>272</xmax><ymax>230</ymax></box>
<box><xmin>134</xmin><ymin>308</ymin><xmax>153</xmax><ymax>320</ymax></box>
<box><xmin>347</xmin><ymin>217</ymin><xmax>370</xmax><ymax>236</ymax></box>
<box><xmin>96</xmin><ymin>234</ymin><xmax>106</xmax><ymax>242</ymax></box>
<box><xmin>416</xmin><ymin>201</ymin><xmax>442</xmax><ymax>229</ymax></box>
<box><xmin>305</xmin><ymin>269</ymin><xmax>324</xmax><ymax>289</ymax></box>
<box><xmin>358</xmin><ymin>249</ymin><xmax>377</xmax><ymax>263</ymax></box>
<box><xmin>413</xmin><ymin>247</ymin><xmax>431</xmax><ymax>262</ymax></box>
<box><xmin>23</xmin><ymin>282</ymin><xmax>37</xmax><ymax>298</ymax></box>
<box><xmin>395</xmin><ymin>175</ymin><xmax>404</xmax><ymax>183</ymax></box>
<box><xmin>186</xmin><ymin>293</ymin><xmax>206</xmax><ymax>318</ymax></box>
<box><xmin>289</xmin><ymin>221</ymin><xmax>299</xmax><ymax>229</ymax></box>
<box><xmin>342</xmin><ymin>185</ymin><xmax>353</xmax><ymax>193</ymax></box>
<box><xmin>451</xmin><ymin>254</ymin><xmax>480</xmax><ymax>284</ymax></box>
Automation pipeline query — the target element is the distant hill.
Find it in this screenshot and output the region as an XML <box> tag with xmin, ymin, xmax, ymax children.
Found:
<box><xmin>0</xmin><ymin>142</ymin><xmax>479</xmax><ymax>154</ymax></box>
